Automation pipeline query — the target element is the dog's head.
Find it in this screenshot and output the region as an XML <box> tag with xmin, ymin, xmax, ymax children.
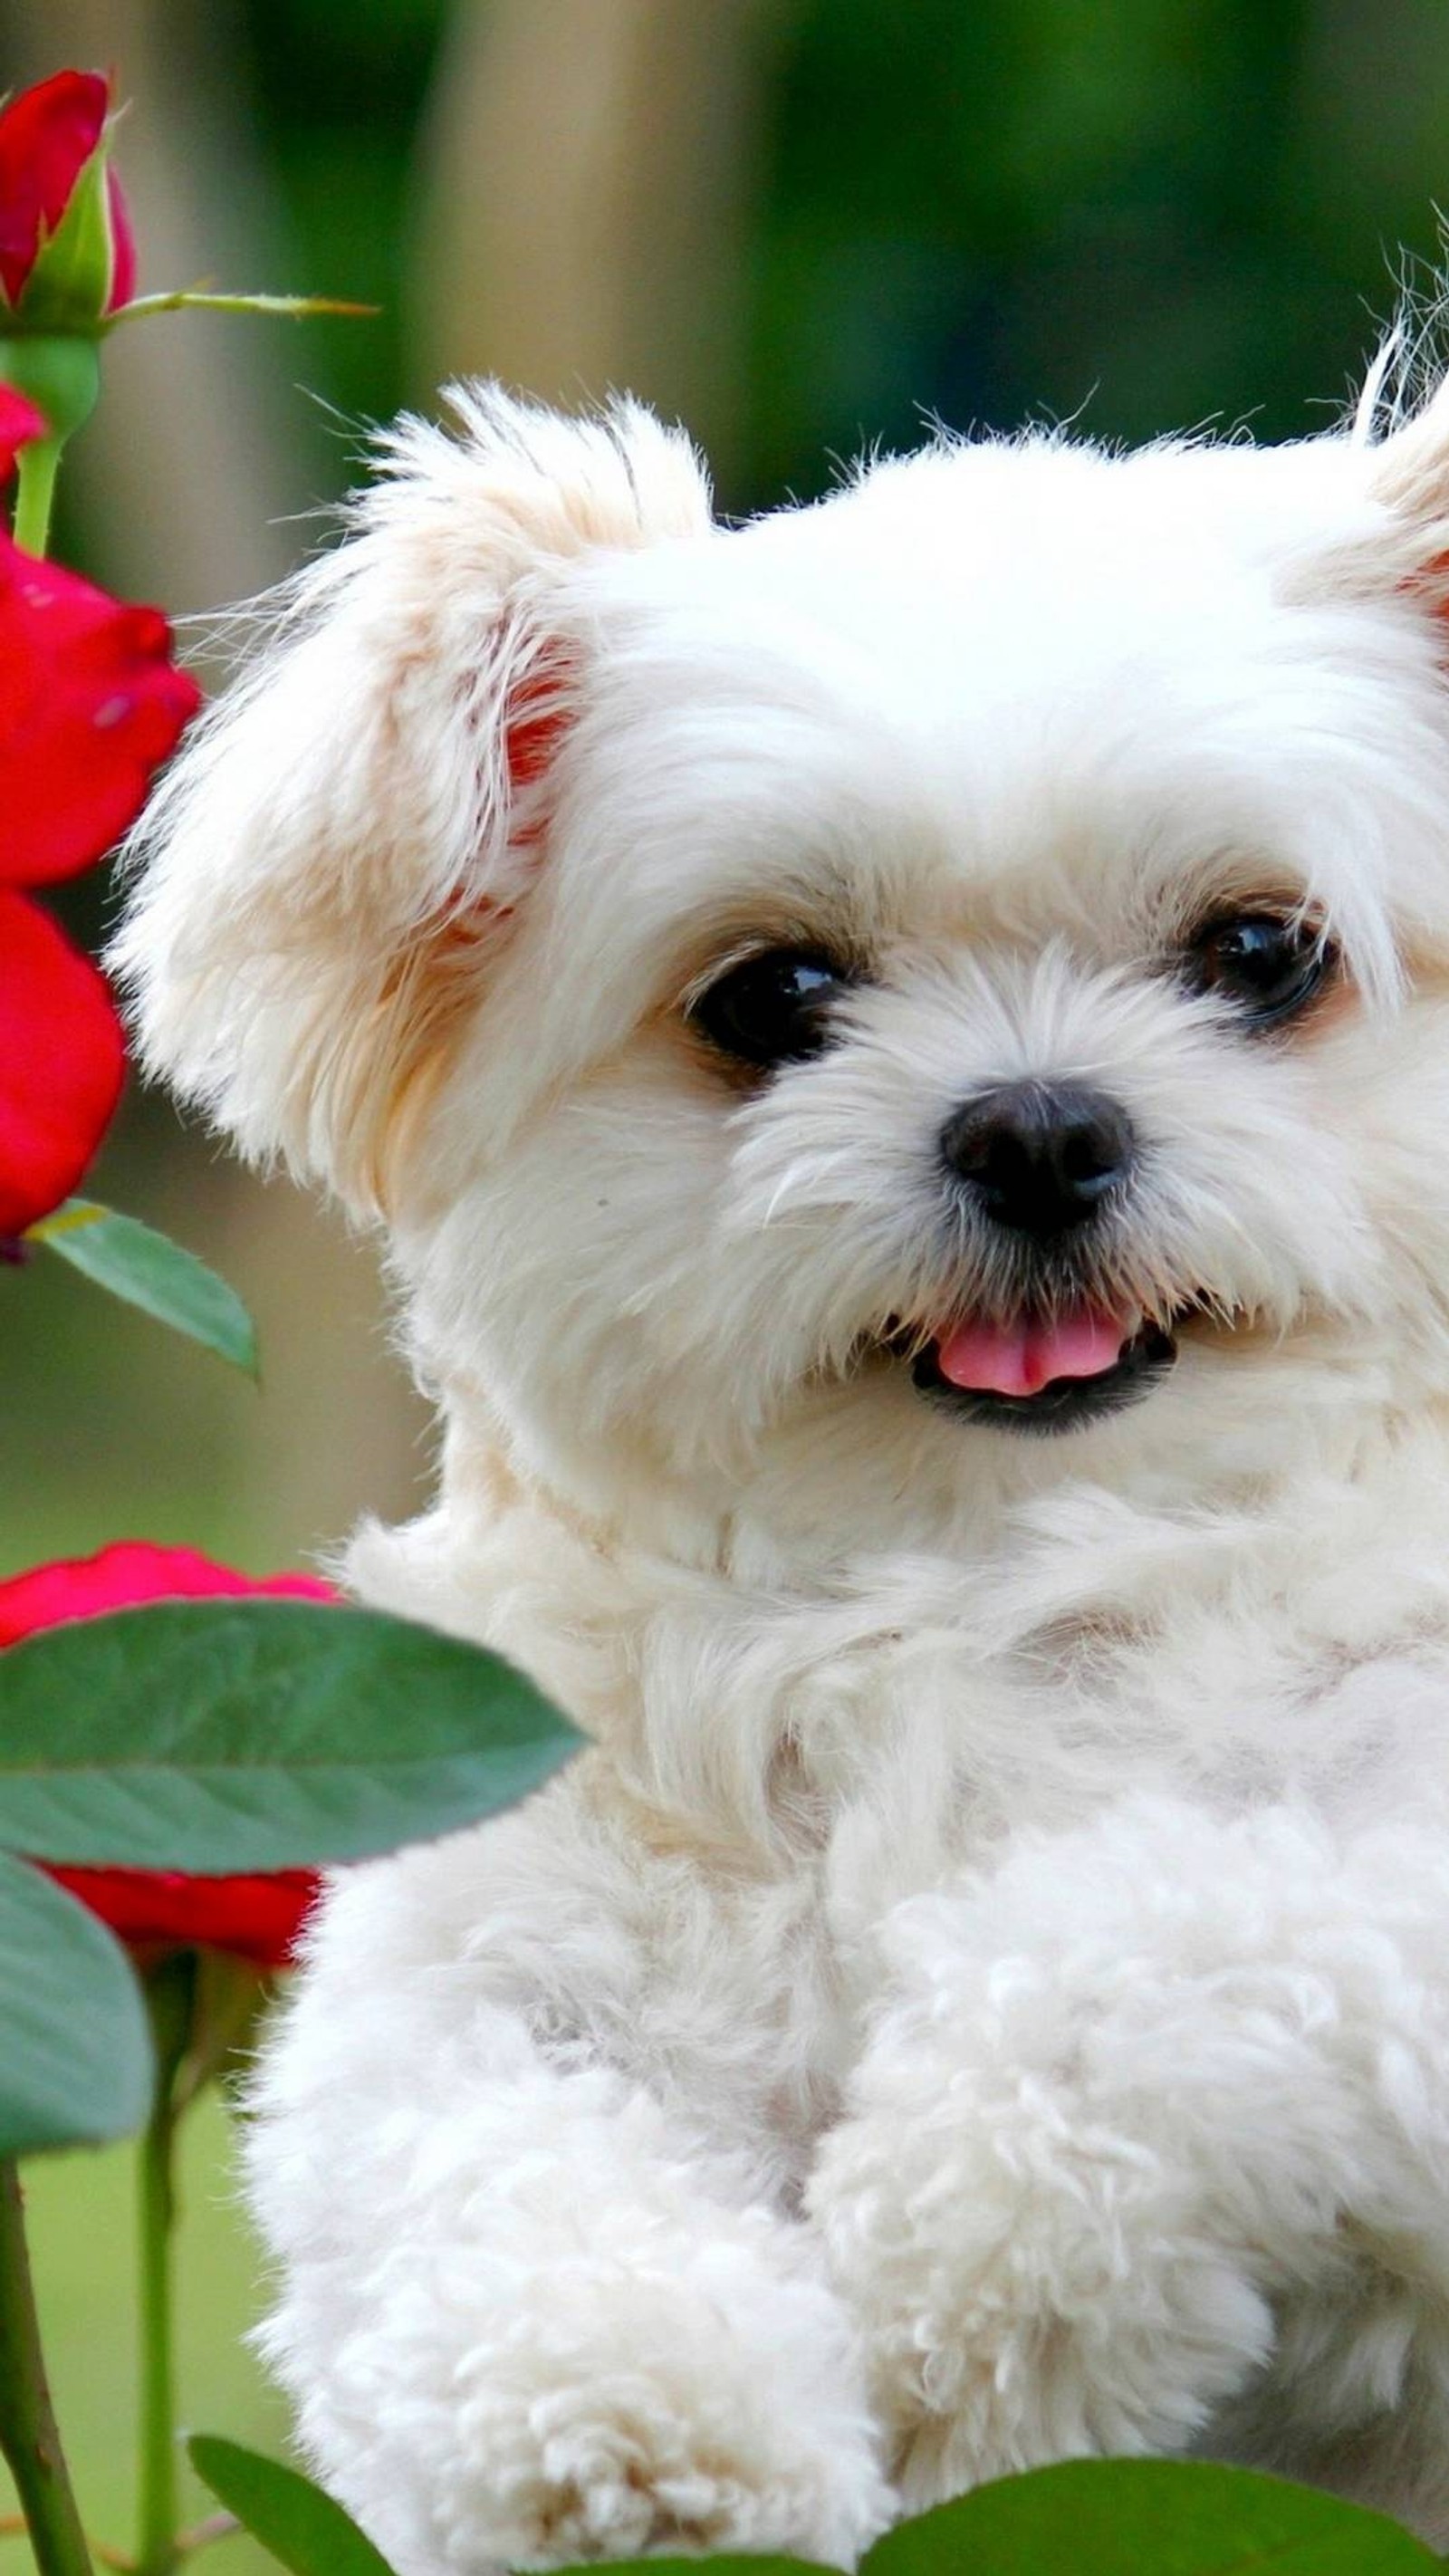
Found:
<box><xmin>115</xmin><ymin>375</ymin><xmax>1449</xmax><ymax>1543</ymax></box>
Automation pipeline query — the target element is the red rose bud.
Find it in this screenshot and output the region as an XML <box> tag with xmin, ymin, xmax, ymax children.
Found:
<box><xmin>0</xmin><ymin>70</ymin><xmax>134</xmax><ymax>321</ymax></box>
<box><xmin>0</xmin><ymin>69</ymin><xmax>369</xmax><ymax>462</ymax></box>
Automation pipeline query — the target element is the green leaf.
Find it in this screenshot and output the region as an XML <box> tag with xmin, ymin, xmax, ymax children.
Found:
<box><xmin>861</xmin><ymin>2462</ymin><xmax>1439</xmax><ymax>2576</ymax></box>
<box><xmin>187</xmin><ymin>2458</ymin><xmax>1433</xmax><ymax>2576</ymax></box>
<box><xmin>28</xmin><ymin>1200</ymin><xmax>258</xmax><ymax>1378</ymax></box>
<box><xmin>552</xmin><ymin>2561</ymin><xmax>830</xmax><ymax>2576</ymax></box>
<box><xmin>188</xmin><ymin>2439</ymin><xmax>397</xmax><ymax>2576</ymax></box>
<box><xmin>0</xmin><ymin>1601</ymin><xmax>581</xmax><ymax>1870</ymax></box>
<box><xmin>0</xmin><ymin>1851</ymin><xmax>152</xmax><ymax>2154</ymax></box>
<box><xmin>187</xmin><ymin>2446</ymin><xmax>830</xmax><ymax>2576</ymax></box>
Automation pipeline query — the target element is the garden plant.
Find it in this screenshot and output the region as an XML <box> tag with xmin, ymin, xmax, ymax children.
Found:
<box><xmin>0</xmin><ymin>61</ymin><xmax>1444</xmax><ymax>2576</ymax></box>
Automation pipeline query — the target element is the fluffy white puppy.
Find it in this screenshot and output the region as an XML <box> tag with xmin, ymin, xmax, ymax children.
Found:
<box><xmin>116</xmin><ymin>356</ymin><xmax>1449</xmax><ymax>2571</ymax></box>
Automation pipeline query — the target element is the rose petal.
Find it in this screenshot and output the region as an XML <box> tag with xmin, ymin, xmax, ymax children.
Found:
<box><xmin>105</xmin><ymin>164</ymin><xmax>135</xmax><ymax>310</ymax></box>
<box><xmin>0</xmin><ymin>544</ymin><xmax>200</xmax><ymax>886</ymax></box>
<box><xmin>43</xmin><ymin>1865</ymin><xmax>320</xmax><ymax>1969</ymax></box>
<box><xmin>0</xmin><ymin>70</ymin><xmax>108</xmax><ymax>309</ymax></box>
<box><xmin>0</xmin><ymin>1543</ymin><xmax>336</xmax><ymax>1644</ymax></box>
<box><xmin>0</xmin><ymin>388</ymin><xmax>46</xmax><ymax>481</ymax></box>
<box><xmin>0</xmin><ymin>888</ymin><xmax>124</xmax><ymax>1235</ymax></box>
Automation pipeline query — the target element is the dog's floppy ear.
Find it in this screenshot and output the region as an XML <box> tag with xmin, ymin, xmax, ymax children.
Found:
<box><xmin>1359</xmin><ymin>358</ymin><xmax>1449</xmax><ymax>599</ymax></box>
<box><xmin>112</xmin><ymin>387</ymin><xmax>711</xmax><ymax>1212</ymax></box>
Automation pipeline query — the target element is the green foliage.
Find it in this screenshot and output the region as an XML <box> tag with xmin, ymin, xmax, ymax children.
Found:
<box><xmin>0</xmin><ymin>1853</ymin><xmax>150</xmax><ymax>2156</ymax></box>
<box><xmin>189</xmin><ymin>2437</ymin><xmax>395</xmax><ymax>2576</ymax></box>
<box><xmin>0</xmin><ymin>1600</ymin><xmax>580</xmax><ymax>1870</ymax></box>
<box><xmin>743</xmin><ymin>0</ymin><xmax>1449</xmax><ymax>509</ymax></box>
<box><xmin>186</xmin><ymin>2448</ymin><xmax>1448</xmax><ymax>2576</ymax></box>
<box><xmin>562</xmin><ymin>2562</ymin><xmax>823</xmax><ymax>2576</ymax></box>
<box><xmin>859</xmin><ymin>2462</ymin><xmax>1443</xmax><ymax>2573</ymax></box>
<box><xmin>27</xmin><ymin>1199</ymin><xmax>259</xmax><ymax>1378</ymax></box>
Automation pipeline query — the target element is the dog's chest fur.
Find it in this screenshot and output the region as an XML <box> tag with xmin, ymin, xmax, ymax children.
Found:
<box><xmin>341</xmin><ymin>1407</ymin><xmax>1449</xmax><ymax>2186</ymax></box>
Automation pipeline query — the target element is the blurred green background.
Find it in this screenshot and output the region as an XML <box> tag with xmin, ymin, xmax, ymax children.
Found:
<box><xmin>5</xmin><ymin>0</ymin><xmax>1449</xmax><ymax>2564</ymax></box>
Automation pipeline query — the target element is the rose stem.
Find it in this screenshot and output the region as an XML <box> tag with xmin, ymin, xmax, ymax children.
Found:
<box><xmin>12</xmin><ymin>437</ymin><xmax>62</xmax><ymax>558</ymax></box>
<box><xmin>0</xmin><ymin>2158</ymin><xmax>94</xmax><ymax>2576</ymax></box>
<box><xmin>136</xmin><ymin>1960</ymin><xmax>195</xmax><ymax>2576</ymax></box>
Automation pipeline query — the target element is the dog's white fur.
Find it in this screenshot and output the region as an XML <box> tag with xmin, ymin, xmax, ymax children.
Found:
<box><xmin>115</xmin><ymin>357</ymin><xmax>1449</xmax><ymax>2568</ymax></box>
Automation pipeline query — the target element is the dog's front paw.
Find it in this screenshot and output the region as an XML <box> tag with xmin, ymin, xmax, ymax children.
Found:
<box><xmin>811</xmin><ymin>2094</ymin><xmax>1274</xmax><ymax>2507</ymax></box>
<box><xmin>436</xmin><ymin>2254</ymin><xmax>894</xmax><ymax>2571</ymax></box>
<box><xmin>808</xmin><ymin>1831</ymin><xmax>1314</xmax><ymax>2504</ymax></box>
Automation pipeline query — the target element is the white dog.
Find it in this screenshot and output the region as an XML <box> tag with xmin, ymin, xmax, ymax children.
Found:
<box><xmin>115</xmin><ymin>351</ymin><xmax>1449</xmax><ymax>2571</ymax></box>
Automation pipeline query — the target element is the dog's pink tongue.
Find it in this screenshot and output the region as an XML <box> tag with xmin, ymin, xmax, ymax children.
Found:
<box><xmin>936</xmin><ymin>1310</ymin><xmax>1128</xmax><ymax>1398</ymax></box>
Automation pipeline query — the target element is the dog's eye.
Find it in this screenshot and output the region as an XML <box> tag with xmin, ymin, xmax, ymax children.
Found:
<box><xmin>1183</xmin><ymin>912</ymin><xmax>1335</xmax><ymax>1028</ymax></box>
<box><xmin>690</xmin><ymin>947</ymin><xmax>850</xmax><ymax>1068</ymax></box>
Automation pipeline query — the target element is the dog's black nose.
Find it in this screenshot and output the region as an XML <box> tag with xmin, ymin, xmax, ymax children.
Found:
<box><xmin>940</xmin><ymin>1081</ymin><xmax>1135</xmax><ymax>1235</ymax></box>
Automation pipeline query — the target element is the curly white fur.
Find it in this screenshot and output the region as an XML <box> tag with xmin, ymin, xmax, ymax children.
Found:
<box><xmin>115</xmin><ymin>359</ymin><xmax>1449</xmax><ymax>2566</ymax></box>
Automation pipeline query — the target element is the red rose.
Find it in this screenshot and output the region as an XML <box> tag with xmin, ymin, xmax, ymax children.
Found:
<box><xmin>0</xmin><ymin>882</ymin><xmax>124</xmax><ymax>1241</ymax></box>
<box><xmin>0</xmin><ymin>69</ymin><xmax>135</xmax><ymax>318</ymax></box>
<box><xmin>0</xmin><ymin>388</ymin><xmax>198</xmax><ymax>1237</ymax></box>
<box><xmin>0</xmin><ymin>473</ymin><xmax>203</xmax><ymax>888</ymax></box>
<box><xmin>0</xmin><ymin>1542</ymin><xmax>333</xmax><ymax>1969</ymax></box>
<box><xmin>43</xmin><ymin>1863</ymin><xmax>321</xmax><ymax>1973</ymax></box>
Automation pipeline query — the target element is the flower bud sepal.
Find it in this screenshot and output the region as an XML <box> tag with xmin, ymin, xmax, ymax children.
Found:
<box><xmin>12</xmin><ymin>117</ymin><xmax>123</xmax><ymax>329</ymax></box>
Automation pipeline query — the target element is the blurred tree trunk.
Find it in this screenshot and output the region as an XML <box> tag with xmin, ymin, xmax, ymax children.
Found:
<box><xmin>411</xmin><ymin>0</ymin><xmax>789</xmax><ymax>503</ymax></box>
<box><xmin>0</xmin><ymin>0</ymin><xmax>430</xmax><ymax>1569</ymax></box>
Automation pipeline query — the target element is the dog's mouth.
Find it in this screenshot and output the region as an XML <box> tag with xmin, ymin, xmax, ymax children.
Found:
<box><xmin>902</xmin><ymin>1305</ymin><xmax>1179</xmax><ymax>1434</ymax></box>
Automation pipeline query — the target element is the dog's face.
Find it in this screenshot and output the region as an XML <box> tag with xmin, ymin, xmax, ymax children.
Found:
<box><xmin>117</xmin><ymin>382</ymin><xmax>1449</xmax><ymax>1547</ymax></box>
